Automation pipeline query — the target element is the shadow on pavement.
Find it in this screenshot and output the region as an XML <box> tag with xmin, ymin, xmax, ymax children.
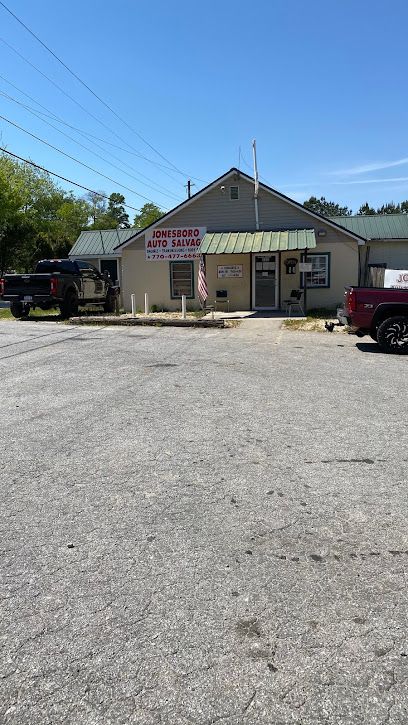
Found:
<box><xmin>356</xmin><ymin>342</ymin><xmax>386</xmax><ymax>354</ymax></box>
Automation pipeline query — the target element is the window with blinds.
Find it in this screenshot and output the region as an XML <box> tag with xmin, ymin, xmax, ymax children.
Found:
<box><xmin>170</xmin><ymin>262</ymin><xmax>194</xmax><ymax>298</ymax></box>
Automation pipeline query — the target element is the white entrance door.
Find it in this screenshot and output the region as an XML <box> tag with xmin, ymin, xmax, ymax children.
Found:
<box><xmin>252</xmin><ymin>254</ymin><xmax>279</xmax><ymax>310</ymax></box>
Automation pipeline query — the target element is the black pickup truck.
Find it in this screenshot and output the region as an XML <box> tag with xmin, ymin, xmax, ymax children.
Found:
<box><xmin>0</xmin><ymin>259</ymin><xmax>119</xmax><ymax>319</ymax></box>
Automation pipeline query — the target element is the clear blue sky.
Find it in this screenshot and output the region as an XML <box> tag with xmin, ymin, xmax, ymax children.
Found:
<box><xmin>1</xmin><ymin>0</ymin><xmax>408</xmax><ymax>217</ymax></box>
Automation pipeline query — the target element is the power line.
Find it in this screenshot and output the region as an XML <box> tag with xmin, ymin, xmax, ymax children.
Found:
<box><xmin>0</xmin><ymin>90</ymin><xmax>183</xmax><ymax>202</ymax></box>
<box><xmin>0</xmin><ymin>72</ymin><xmax>189</xmax><ymax>176</ymax></box>
<box><xmin>0</xmin><ymin>112</ymin><xmax>172</xmax><ymax>206</ymax></box>
<box><xmin>0</xmin><ymin>146</ymin><xmax>144</xmax><ymax>213</ymax></box>
<box><xmin>0</xmin><ymin>36</ymin><xmax>185</xmax><ymax>188</ymax></box>
<box><xmin>0</xmin><ymin>0</ymin><xmax>198</xmax><ymax>179</ymax></box>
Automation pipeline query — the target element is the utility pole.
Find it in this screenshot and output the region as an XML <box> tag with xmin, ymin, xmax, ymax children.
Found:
<box><xmin>185</xmin><ymin>180</ymin><xmax>195</xmax><ymax>199</ymax></box>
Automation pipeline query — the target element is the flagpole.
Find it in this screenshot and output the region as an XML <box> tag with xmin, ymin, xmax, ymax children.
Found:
<box><xmin>252</xmin><ymin>139</ymin><xmax>260</xmax><ymax>231</ymax></box>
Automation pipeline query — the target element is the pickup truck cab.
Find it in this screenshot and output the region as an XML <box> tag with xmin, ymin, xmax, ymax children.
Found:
<box><xmin>0</xmin><ymin>259</ymin><xmax>119</xmax><ymax>319</ymax></box>
<box><xmin>340</xmin><ymin>286</ymin><xmax>408</xmax><ymax>354</ymax></box>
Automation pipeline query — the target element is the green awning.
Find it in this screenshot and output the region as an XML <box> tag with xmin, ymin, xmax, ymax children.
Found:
<box><xmin>199</xmin><ymin>229</ymin><xmax>316</xmax><ymax>254</ymax></box>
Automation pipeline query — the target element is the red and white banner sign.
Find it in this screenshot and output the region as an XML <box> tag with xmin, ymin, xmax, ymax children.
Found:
<box><xmin>145</xmin><ymin>227</ymin><xmax>206</xmax><ymax>261</ymax></box>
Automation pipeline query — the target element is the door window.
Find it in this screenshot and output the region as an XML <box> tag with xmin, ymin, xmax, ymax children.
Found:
<box><xmin>254</xmin><ymin>255</ymin><xmax>277</xmax><ymax>308</ymax></box>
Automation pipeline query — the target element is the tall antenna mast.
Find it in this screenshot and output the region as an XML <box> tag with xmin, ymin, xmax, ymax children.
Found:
<box><xmin>252</xmin><ymin>139</ymin><xmax>260</xmax><ymax>230</ymax></box>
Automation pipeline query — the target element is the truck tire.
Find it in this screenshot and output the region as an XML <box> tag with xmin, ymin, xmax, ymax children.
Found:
<box><xmin>10</xmin><ymin>301</ymin><xmax>30</xmax><ymax>319</ymax></box>
<box><xmin>60</xmin><ymin>290</ymin><xmax>79</xmax><ymax>319</ymax></box>
<box><xmin>103</xmin><ymin>292</ymin><xmax>116</xmax><ymax>313</ymax></box>
<box><xmin>377</xmin><ymin>316</ymin><xmax>408</xmax><ymax>354</ymax></box>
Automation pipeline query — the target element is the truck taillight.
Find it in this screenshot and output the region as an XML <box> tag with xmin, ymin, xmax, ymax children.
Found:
<box><xmin>0</xmin><ymin>278</ymin><xmax>4</xmax><ymax>298</ymax></box>
<box><xmin>50</xmin><ymin>276</ymin><xmax>58</xmax><ymax>296</ymax></box>
<box><xmin>348</xmin><ymin>289</ymin><xmax>356</xmax><ymax>313</ymax></box>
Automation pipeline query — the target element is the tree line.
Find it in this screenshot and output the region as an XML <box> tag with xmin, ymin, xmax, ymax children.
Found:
<box><xmin>303</xmin><ymin>196</ymin><xmax>408</xmax><ymax>217</ymax></box>
<box><xmin>0</xmin><ymin>153</ymin><xmax>164</xmax><ymax>275</ymax></box>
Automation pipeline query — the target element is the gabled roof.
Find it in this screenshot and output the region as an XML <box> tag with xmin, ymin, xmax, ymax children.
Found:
<box><xmin>114</xmin><ymin>168</ymin><xmax>367</xmax><ymax>250</ymax></box>
<box><xmin>69</xmin><ymin>228</ymin><xmax>138</xmax><ymax>257</ymax></box>
<box><xmin>331</xmin><ymin>213</ymin><xmax>408</xmax><ymax>241</ymax></box>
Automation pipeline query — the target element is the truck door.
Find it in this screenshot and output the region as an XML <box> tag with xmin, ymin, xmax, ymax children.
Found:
<box><xmin>89</xmin><ymin>266</ymin><xmax>105</xmax><ymax>300</ymax></box>
<box><xmin>75</xmin><ymin>261</ymin><xmax>93</xmax><ymax>300</ymax></box>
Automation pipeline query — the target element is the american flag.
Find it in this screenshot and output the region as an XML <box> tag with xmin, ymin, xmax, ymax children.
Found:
<box><xmin>197</xmin><ymin>255</ymin><xmax>208</xmax><ymax>307</ymax></box>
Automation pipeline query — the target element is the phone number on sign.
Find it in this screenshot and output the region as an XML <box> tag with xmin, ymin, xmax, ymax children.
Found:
<box><xmin>146</xmin><ymin>253</ymin><xmax>199</xmax><ymax>260</ymax></box>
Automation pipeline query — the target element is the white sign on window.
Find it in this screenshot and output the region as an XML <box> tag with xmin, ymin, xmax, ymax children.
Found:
<box><xmin>299</xmin><ymin>262</ymin><xmax>313</xmax><ymax>272</ymax></box>
<box><xmin>145</xmin><ymin>227</ymin><xmax>206</xmax><ymax>261</ymax></box>
<box><xmin>217</xmin><ymin>265</ymin><xmax>243</xmax><ymax>278</ymax></box>
<box><xmin>384</xmin><ymin>269</ymin><xmax>408</xmax><ymax>289</ymax></box>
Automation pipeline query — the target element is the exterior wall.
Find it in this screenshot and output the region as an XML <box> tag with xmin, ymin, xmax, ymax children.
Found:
<box><xmin>367</xmin><ymin>241</ymin><xmax>408</xmax><ymax>269</ymax></box>
<box><xmin>121</xmin><ymin>173</ymin><xmax>362</xmax><ymax>312</ymax></box>
<box><xmin>122</xmin><ymin>249</ymin><xmax>200</xmax><ymax>311</ymax></box>
<box><xmin>206</xmin><ymin>254</ymin><xmax>251</xmax><ymax>310</ymax></box>
<box><xmin>280</xmin><ymin>241</ymin><xmax>359</xmax><ymax>310</ymax></box>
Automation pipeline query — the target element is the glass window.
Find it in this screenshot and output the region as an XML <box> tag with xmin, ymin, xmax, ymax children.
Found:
<box><xmin>230</xmin><ymin>185</ymin><xmax>239</xmax><ymax>200</ymax></box>
<box><xmin>301</xmin><ymin>253</ymin><xmax>330</xmax><ymax>288</ymax></box>
<box><xmin>35</xmin><ymin>260</ymin><xmax>77</xmax><ymax>274</ymax></box>
<box><xmin>76</xmin><ymin>261</ymin><xmax>100</xmax><ymax>276</ymax></box>
<box><xmin>170</xmin><ymin>262</ymin><xmax>194</xmax><ymax>299</ymax></box>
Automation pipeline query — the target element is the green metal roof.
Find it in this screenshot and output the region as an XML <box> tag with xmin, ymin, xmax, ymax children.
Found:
<box><xmin>69</xmin><ymin>228</ymin><xmax>138</xmax><ymax>257</ymax></box>
<box><xmin>200</xmin><ymin>229</ymin><xmax>316</xmax><ymax>254</ymax></box>
<box><xmin>331</xmin><ymin>214</ymin><xmax>408</xmax><ymax>240</ymax></box>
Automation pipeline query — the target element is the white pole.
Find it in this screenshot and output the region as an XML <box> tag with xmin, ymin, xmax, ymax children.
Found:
<box><xmin>131</xmin><ymin>293</ymin><xmax>136</xmax><ymax>317</ymax></box>
<box><xmin>252</xmin><ymin>139</ymin><xmax>260</xmax><ymax>231</ymax></box>
<box><xmin>181</xmin><ymin>294</ymin><xmax>186</xmax><ymax>319</ymax></box>
<box><xmin>144</xmin><ymin>292</ymin><xmax>149</xmax><ymax>315</ymax></box>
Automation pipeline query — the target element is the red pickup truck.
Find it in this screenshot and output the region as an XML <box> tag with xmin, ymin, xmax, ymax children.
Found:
<box><xmin>340</xmin><ymin>287</ymin><xmax>408</xmax><ymax>354</ymax></box>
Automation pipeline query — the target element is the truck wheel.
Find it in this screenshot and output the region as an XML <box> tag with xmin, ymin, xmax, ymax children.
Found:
<box><xmin>377</xmin><ymin>316</ymin><xmax>408</xmax><ymax>354</ymax></box>
<box><xmin>103</xmin><ymin>292</ymin><xmax>116</xmax><ymax>313</ymax></box>
<box><xmin>60</xmin><ymin>290</ymin><xmax>79</xmax><ymax>319</ymax></box>
<box><xmin>10</xmin><ymin>302</ymin><xmax>30</xmax><ymax>319</ymax></box>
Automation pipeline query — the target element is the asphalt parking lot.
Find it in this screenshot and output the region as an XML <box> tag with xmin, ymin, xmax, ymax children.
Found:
<box><xmin>0</xmin><ymin>320</ymin><xmax>407</xmax><ymax>725</ymax></box>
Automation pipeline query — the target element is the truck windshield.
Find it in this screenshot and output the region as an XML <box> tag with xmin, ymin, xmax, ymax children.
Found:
<box><xmin>35</xmin><ymin>260</ymin><xmax>77</xmax><ymax>274</ymax></box>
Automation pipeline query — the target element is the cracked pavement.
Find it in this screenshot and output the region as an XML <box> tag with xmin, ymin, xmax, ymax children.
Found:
<box><xmin>0</xmin><ymin>319</ymin><xmax>407</xmax><ymax>724</ymax></box>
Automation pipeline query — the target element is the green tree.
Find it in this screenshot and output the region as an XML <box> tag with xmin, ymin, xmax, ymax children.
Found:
<box><xmin>107</xmin><ymin>193</ymin><xmax>129</xmax><ymax>225</ymax></box>
<box><xmin>90</xmin><ymin>192</ymin><xmax>130</xmax><ymax>229</ymax></box>
<box><xmin>358</xmin><ymin>202</ymin><xmax>376</xmax><ymax>215</ymax></box>
<box><xmin>134</xmin><ymin>202</ymin><xmax>163</xmax><ymax>229</ymax></box>
<box><xmin>0</xmin><ymin>153</ymin><xmax>92</xmax><ymax>273</ymax></box>
<box><xmin>303</xmin><ymin>196</ymin><xmax>352</xmax><ymax>216</ymax></box>
<box><xmin>400</xmin><ymin>200</ymin><xmax>408</xmax><ymax>214</ymax></box>
<box><xmin>86</xmin><ymin>190</ymin><xmax>106</xmax><ymax>224</ymax></box>
<box><xmin>376</xmin><ymin>202</ymin><xmax>401</xmax><ymax>215</ymax></box>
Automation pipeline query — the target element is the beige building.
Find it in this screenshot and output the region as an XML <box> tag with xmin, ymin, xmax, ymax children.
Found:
<box><xmin>115</xmin><ymin>168</ymin><xmax>366</xmax><ymax>313</ymax></box>
<box><xmin>330</xmin><ymin>213</ymin><xmax>408</xmax><ymax>285</ymax></box>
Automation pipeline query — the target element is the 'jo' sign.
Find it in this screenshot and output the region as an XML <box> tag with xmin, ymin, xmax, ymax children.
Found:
<box><xmin>384</xmin><ymin>269</ymin><xmax>408</xmax><ymax>289</ymax></box>
<box><xmin>145</xmin><ymin>227</ymin><xmax>206</xmax><ymax>261</ymax></box>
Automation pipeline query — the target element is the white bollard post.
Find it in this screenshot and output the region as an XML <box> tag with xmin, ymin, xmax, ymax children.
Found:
<box><xmin>144</xmin><ymin>292</ymin><xmax>149</xmax><ymax>315</ymax></box>
<box><xmin>131</xmin><ymin>294</ymin><xmax>136</xmax><ymax>318</ymax></box>
<box><xmin>181</xmin><ymin>294</ymin><xmax>186</xmax><ymax>320</ymax></box>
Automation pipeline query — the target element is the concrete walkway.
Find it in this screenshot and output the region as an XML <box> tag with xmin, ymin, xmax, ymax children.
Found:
<box><xmin>203</xmin><ymin>309</ymin><xmax>305</xmax><ymax>321</ymax></box>
<box><xmin>203</xmin><ymin>309</ymin><xmax>304</xmax><ymax>334</ymax></box>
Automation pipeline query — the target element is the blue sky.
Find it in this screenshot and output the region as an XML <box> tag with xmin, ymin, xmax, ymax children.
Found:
<box><xmin>1</xmin><ymin>0</ymin><xmax>408</xmax><ymax>217</ymax></box>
